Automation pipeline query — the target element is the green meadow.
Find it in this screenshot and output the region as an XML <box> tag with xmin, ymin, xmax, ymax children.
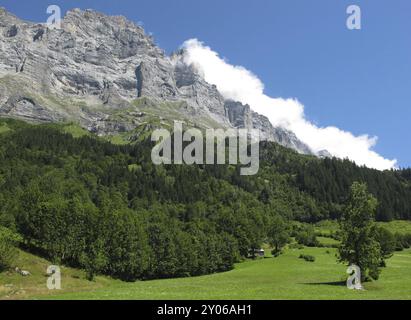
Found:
<box><xmin>2</xmin><ymin>221</ymin><xmax>411</xmax><ymax>300</ymax></box>
<box><xmin>1</xmin><ymin>245</ymin><xmax>411</xmax><ymax>300</ymax></box>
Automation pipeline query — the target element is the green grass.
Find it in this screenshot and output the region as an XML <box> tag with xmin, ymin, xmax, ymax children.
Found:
<box><xmin>2</xmin><ymin>247</ymin><xmax>409</xmax><ymax>300</ymax></box>
<box><xmin>314</xmin><ymin>220</ymin><xmax>340</xmax><ymax>236</ymax></box>
<box><xmin>2</xmin><ymin>218</ymin><xmax>410</xmax><ymax>300</ymax></box>
<box><xmin>376</xmin><ymin>220</ymin><xmax>411</xmax><ymax>235</ymax></box>
<box><xmin>105</xmin><ymin>133</ymin><xmax>130</xmax><ymax>145</ymax></box>
<box><xmin>0</xmin><ymin>250</ymin><xmax>116</xmax><ymax>300</ymax></box>
<box><xmin>61</xmin><ymin>123</ymin><xmax>90</xmax><ymax>138</ymax></box>
<box><xmin>132</xmin><ymin>98</ymin><xmax>224</xmax><ymax>130</ymax></box>
<box><xmin>317</xmin><ymin>236</ymin><xmax>340</xmax><ymax>247</ymax></box>
<box><xmin>0</xmin><ymin>124</ymin><xmax>11</xmax><ymax>134</ymax></box>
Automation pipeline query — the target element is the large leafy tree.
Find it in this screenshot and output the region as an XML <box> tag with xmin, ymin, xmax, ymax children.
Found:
<box><xmin>267</xmin><ymin>215</ymin><xmax>290</xmax><ymax>256</ymax></box>
<box><xmin>338</xmin><ymin>182</ymin><xmax>383</xmax><ymax>280</ymax></box>
<box><xmin>0</xmin><ymin>226</ymin><xmax>22</xmax><ymax>271</ymax></box>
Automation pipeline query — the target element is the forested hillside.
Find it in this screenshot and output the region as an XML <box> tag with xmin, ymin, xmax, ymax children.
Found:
<box><xmin>0</xmin><ymin>118</ymin><xmax>410</xmax><ymax>280</ymax></box>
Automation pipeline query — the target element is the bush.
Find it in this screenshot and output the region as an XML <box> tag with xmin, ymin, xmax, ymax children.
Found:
<box><xmin>271</xmin><ymin>249</ymin><xmax>282</xmax><ymax>257</ymax></box>
<box><xmin>374</xmin><ymin>226</ymin><xmax>396</xmax><ymax>259</ymax></box>
<box><xmin>0</xmin><ymin>226</ymin><xmax>22</xmax><ymax>271</ymax></box>
<box><xmin>299</xmin><ymin>254</ymin><xmax>315</xmax><ymax>262</ymax></box>
<box><xmin>294</xmin><ymin>225</ymin><xmax>319</xmax><ymax>247</ymax></box>
<box><xmin>405</xmin><ymin>234</ymin><xmax>411</xmax><ymax>248</ymax></box>
<box><xmin>393</xmin><ymin>232</ymin><xmax>411</xmax><ymax>251</ymax></box>
<box><xmin>289</xmin><ymin>243</ymin><xmax>304</xmax><ymax>250</ymax></box>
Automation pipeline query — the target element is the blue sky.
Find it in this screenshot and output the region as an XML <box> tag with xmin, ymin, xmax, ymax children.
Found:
<box><xmin>2</xmin><ymin>0</ymin><xmax>410</xmax><ymax>167</ymax></box>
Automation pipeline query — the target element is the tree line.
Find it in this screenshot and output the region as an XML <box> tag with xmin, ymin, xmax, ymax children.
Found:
<box><xmin>0</xmin><ymin>119</ymin><xmax>410</xmax><ymax>279</ymax></box>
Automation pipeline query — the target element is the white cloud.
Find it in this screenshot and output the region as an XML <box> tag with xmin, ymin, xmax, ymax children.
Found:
<box><xmin>181</xmin><ymin>39</ymin><xmax>397</xmax><ymax>170</ymax></box>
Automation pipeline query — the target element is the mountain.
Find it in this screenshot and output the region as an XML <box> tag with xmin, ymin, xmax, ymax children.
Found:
<box><xmin>0</xmin><ymin>7</ymin><xmax>314</xmax><ymax>155</ymax></box>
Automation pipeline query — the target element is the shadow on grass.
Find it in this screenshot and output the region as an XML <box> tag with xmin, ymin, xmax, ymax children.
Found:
<box><xmin>302</xmin><ymin>281</ymin><xmax>346</xmax><ymax>287</ymax></box>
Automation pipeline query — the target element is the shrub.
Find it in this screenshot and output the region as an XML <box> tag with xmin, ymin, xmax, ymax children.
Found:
<box><xmin>374</xmin><ymin>226</ymin><xmax>396</xmax><ymax>260</ymax></box>
<box><xmin>289</xmin><ymin>243</ymin><xmax>304</xmax><ymax>250</ymax></box>
<box><xmin>294</xmin><ymin>225</ymin><xmax>319</xmax><ymax>247</ymax></box>
<box><xmin>405</xmin><ymin>234</ymin><xmax>411</xmax><ymax>248</ymax></box>
<box><xmin>299</xmin><ymin>254</ymin><xmax>315</xmax><ymax>262</ymax></box>
<box><xmin>0</xmin><ymin>226</ymin><xmax>22</xmax><ymax>271</ymax></box>
<box><xmin>393</xmin><ymin>233</ymin><xmax>411</xmax><ymax>251</ymax></box>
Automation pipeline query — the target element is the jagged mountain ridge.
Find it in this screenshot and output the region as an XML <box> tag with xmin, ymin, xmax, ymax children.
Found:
<box><xmin>0</xmin><ymin>7</ymin><xmax>313</xmax><ymax>154</ymax></box>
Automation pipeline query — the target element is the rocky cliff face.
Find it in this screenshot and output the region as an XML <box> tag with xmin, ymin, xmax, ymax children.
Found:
<box><xmin>0</xmin><ymin>7</ymin><xmax>314</xmax><ymax>154</ymax></box>
<box><xmin>223</xmin><ymin>100</ymin><xmax>312</xmax><ymax>154</ymax></box>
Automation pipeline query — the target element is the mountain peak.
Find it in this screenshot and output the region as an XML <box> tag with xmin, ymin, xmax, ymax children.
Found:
<box><xmin>0</xmin><ymin>8</ymin><xmax>314</xmax><ymax>155</ymax></box>
<box><xmin>63</xmin><ymin>7</ymin><xmax>139</xmax><ymax>29</ymax></box>
<box><xmin>0</xmin><ymin>7</ymin><xmax>23</xmax><ymax>24</ymax></box>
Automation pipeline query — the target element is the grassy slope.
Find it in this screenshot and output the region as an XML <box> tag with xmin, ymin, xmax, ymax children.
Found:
<box><xmin>376</xmin><ymin>220</ymin><xmax>411</xmax><ymax>235</ymax></box>
<box><xmin>61</xmin><ymin>123</ymin><xmax>91</xmax><ymax>138</ymax></box>
<box><xmin>0</xmin><ymin>124</ymin><xmax>11</xmax><ymax>134</ymax></box>
<box><xmin>0</xmin><ymin>250</ymin><xmax>120</xmax><ymax>300</ymax></box>
<box><xmin>1</xmin><ymin>247</ymin><xmax>408</xmax><ymax>300</ymax></box>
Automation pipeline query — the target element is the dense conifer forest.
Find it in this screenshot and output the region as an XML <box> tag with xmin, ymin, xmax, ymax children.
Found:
<box><xmin>0</xmin><ymin>118</ymin><xmax>410</xmax><ymax>280</ymax></box>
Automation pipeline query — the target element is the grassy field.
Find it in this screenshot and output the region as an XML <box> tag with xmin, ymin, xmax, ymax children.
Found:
<box><xmin>0</xmin><ymin>123</ymin><xmax>11</xmax><ymax>134</ymax></box>
<box><xmin>2</xmin><ymin>220</ymin><xmax>411</xmax><ymax>300</ymax></box>
<box><xmin>376</xmin><ymin>220</ymin><xmax>411</xmax><ymax>235</ymax></box>
<box><xmin>2</xmin><ymin>246</ymin><xmax>411</xmax><ymax>300</ymax></box>
<box><xmin>0</xmin><ymin>250</ymin><xmax>115</xmax><ymax>300</ymax></box>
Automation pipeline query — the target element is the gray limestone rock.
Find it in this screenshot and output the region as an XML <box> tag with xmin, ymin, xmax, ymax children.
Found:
<box><xmin>0</xmin><ymin>7</ymin><xmax>321</xmax><ymax>155</ymax></box>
